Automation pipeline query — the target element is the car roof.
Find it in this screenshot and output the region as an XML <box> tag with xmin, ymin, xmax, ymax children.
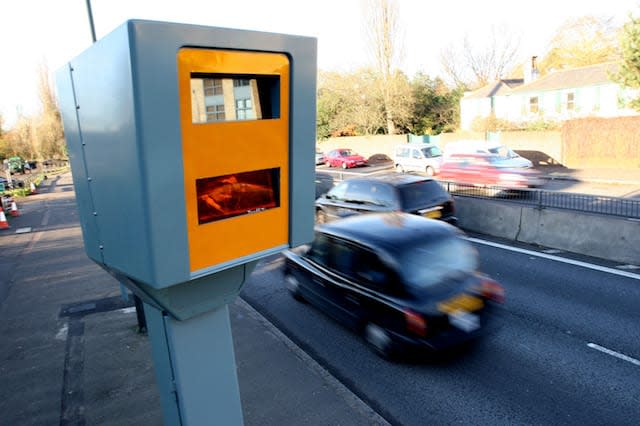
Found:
<box><xmin>446</xmin><ymin>153</ymin><xmax>499</xmax><ymax>159</ymax></box>
<box><xmin>317</xmin><ymin>213</ymin><xmax>457</xmax><ymax>254</ymax></box>
<box><xmin>341</xmin><ymin>172</ymin><xmax>435</xmax><ymax>186</ymax></box>
<box><xmin>396</xmin><ymin>143</ymin><xmax>437</xmax><ymax>148</ymax></box>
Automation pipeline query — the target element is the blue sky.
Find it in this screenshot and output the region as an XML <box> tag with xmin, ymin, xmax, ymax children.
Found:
<box><xmin>1</xmin><ymin>0</ymin><xmax>636</xmax><ymax>127</ymax></box>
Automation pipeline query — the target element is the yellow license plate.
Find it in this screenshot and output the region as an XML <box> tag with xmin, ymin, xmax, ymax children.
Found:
<box><xmin>423</xmin><ymin>210</ymin><xmax>442</xmax><ymax>219</ymax></box>
<box><xmin>438</xmin><ymin>294</ymin><xmax>484</xmax><ymax>314</ymax></box>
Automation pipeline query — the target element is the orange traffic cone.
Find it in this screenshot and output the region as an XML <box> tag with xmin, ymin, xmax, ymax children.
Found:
<box><xmin>0</xmin><ymin>207</ymin><xmax>9</xmax><ymax>230</ymax></box>
<box><xmin>30</xmin><ymin>182</ymin><xmax>37</xmax><ymax>194</ymax></box>
<box><xmin>10</xmin><ymin>201</ymin><xmax>20</xmax><ymax>217</ymax></box>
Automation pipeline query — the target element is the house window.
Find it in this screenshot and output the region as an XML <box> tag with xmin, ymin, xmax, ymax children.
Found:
<box><xmin>203</xmin><ymin>79</ymin><xmax>223</xmax><ymax>96</ymax></box>
<box><xmin>233</xmin><ymin>79</ymin><xmax>250</xmax><ymax>87</ymax></box>
<box><xmin>529</xmin><ymin>96</ymin><xmax>539</xmax><ymax>114</ymax></box>
<box><xmin>235</xmin><ymin>98</ymin><xmax>254</xmax><ymax>120</ymax></box>
<box><xmin>566</xmin><ymin>92</ymin><xmax>575</xmax><ymax>111</ymax></box>
<box><xmin>205</xmin><ymin>104</ymin><xmax>225</xmax><ymax>122</ymax></box>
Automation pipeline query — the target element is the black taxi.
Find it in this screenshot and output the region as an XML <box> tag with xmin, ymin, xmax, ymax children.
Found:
<box><xmin>283</xmin><ymin>213</ymin><xmax>503</xmax><ymax>359</ymax></box>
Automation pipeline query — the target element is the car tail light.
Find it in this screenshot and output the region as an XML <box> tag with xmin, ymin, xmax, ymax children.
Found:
<box><xmin>479</xmin><ymin>278</ymin><xmax>505</xmax><ymax>303</ymax></box>
<box><xmin>404</xmin><ymin>309</ymin><xmax>428</xmax><ymax>337</ymax></box>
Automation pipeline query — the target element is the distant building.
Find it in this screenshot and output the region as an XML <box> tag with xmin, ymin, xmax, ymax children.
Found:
<box><xmin>191</xmin><ymin>77</ymin><xmax>261</xmax><ymax>123</ymax></box>
<box><xmin>460</xmin><ymin>61</ymin><xmax>639</xmax><ymax>130</ymax></box>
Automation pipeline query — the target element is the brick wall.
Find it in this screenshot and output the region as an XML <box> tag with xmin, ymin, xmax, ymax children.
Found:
<box><xmin>562</xmin><ymin>116</ymin><xmax>640</xmax><ymax>168</ymax></box>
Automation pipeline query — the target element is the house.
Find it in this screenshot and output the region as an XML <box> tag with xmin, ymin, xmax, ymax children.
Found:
<box><xmin>460</xmin><ymin>61</ymin><xmax>638</xmax><ymax>130</ymax></box>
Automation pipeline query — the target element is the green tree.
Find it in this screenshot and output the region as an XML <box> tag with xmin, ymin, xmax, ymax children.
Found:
<box><xmin>406</xmin><ymin>74</ymin><xmax>462</xmax><ymax>135</ymax></box>
<box><xmin>317</xmin><ymin>69</ymin><xmax>388</xmax><ymax>138</ymax></box>
<box><xmin>616</xmin><ymin>13</ymin><xmax>640</xmax><ymax>110</ymax></box>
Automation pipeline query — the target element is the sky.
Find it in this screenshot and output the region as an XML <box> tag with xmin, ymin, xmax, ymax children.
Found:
<box><xmin>1</xmin><ymin>0</ymin><xmax>637</xmax><ymax>128</ymax></box>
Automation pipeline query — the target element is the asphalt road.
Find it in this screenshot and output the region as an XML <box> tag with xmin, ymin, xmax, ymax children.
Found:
<box><xmin>3</xmin><ymin>172</ymin><xmax>638</xmax><ymax>425</ymax></box>
<box><xmin>241</xmin><ymin>240</ymin><xmax>640</xmax><ymax>425</ymax></box>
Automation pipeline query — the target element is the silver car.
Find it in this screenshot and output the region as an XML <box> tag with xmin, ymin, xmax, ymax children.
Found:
<box><xmin>394</xmin><ymin>143</ymin><xmax>443</xmax><ymax>176</ymax></box>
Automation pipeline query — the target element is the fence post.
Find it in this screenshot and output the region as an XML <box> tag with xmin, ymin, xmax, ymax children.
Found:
<box><xmin>537</xmin><ymin>189</ymin><xmax>543</xmax><ymax>210</ymax></box>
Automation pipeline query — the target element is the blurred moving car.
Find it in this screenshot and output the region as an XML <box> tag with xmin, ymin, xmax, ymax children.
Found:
<box><xmin>283</xmin><ymin>213</ymin><xmax>504</xmax><ymax>359</ymax></box>
<box><xmin>315</xmin><ymin>171</ymin><xmax>335</xmax><ymax>199</ymax></box>
<box><xmin>324</xmin><ymin>148</ymin><xmax>367</xmax><ymax>169</ymax></box>
<box><xmin>394</xmin><ymin>143</ymin><xmax>443</xmax><ymax>176</ymax></box>
<box><xmin>315</xmin><ymin>149</ymin><xmax>326</xmax><ymax>165</ymax></box>
<box><xmin>444</xmin><ymin>140</ymin><xmax>533</xmax><ymax>169</ymax></box>
<box><xmin>438</xmin><ymin>154</ymin><xmax>543</xmax><ymax>189</ymax></box>
<box><xmin>315</xmin><ymin>173</ymin><xmax>457</xmax><ymax>225</ymax></box>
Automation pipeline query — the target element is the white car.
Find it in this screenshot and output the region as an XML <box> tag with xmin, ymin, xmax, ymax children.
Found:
<box><xmin>393</xmin><ymin>143</ymin><xmax>443</xmax><ymax>176</ymax></box>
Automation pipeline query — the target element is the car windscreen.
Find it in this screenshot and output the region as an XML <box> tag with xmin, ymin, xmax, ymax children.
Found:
<box><xmin>396</xmin><ymin>236</ymin><xmax>478</xmax><ymax>290</ymax></box>
<box><xmin>397</xmin><ymin>180</ymin><xmax>448</xmax><ymax>211</ymax></box>
<box><xmin>421</xmin><ymin>146</ymin><xmax>442</xmax><ymax>158</ymax></box>
<box><xmin>487</xmin><ymin>145</ymin><xmax>518</xmax><ymax>158</ymax></box>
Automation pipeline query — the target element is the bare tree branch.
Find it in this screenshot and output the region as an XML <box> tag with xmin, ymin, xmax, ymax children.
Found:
<box><xmin>363</xmin><ymin>0</ymin><xmax>409</xmax><ymax>134</ymax></box>
<box><xmin>440</xmin><ymin>23</ymin><xmax>522</xmax><ymax>88</ymax></box>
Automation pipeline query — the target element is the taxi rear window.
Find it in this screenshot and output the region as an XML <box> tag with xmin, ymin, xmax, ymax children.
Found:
<box><xmin>398</xmin><ymin>180</ymin><xmax>448</xmax><ymax>211</ymax></box>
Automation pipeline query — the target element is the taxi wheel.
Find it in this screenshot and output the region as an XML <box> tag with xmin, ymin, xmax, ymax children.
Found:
<box><xmin>425</xmin><ymin>166</ymin><xmax>435</xmax><ymax>176</ymax></box>
<box><xmin>364</xmin><ymin>323</ymin><xmax>394</xmax><ymax>360</ymax></box>
<box><xmin>285</xmin><ymin>274</ymin><xmax>304</xmax><ymax>302</ymax></box>
<box><xmin>316</xmin><ymin>209</ymin><xmax>328</xmax><ymax>224</ymax></box>
<box><xmin>341</xmin><ymin>162</ymin><xmax>348</xmax><ymax>169</ymax></box>
<box><xmin>396</xmin><ymin>164</ymin><xmax>404</xmax><ymax>173</ymax></box>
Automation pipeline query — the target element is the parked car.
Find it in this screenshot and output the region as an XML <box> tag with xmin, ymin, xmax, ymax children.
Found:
<box><xmin>315</xmin><ymin>173</ymin><xmax>457</xmax><ymax>226</ymax></box>
<box><xmin>394</xmin><ymin>143</ymin><xmax>443</xmax><ymax>176</ymax></box>
<box><xmin>283</xmin><ymin>213</ymin><xmax>504</xmax><ymax>359</ymax></box>
<box><xmin>324</xmin><ymin>149</ymin><xmax>367</xmax><ymax>169</ymax></box>
<box><xmin>444</xmin><ymin>140</ymin><xmax>533</xmax><ymax>168</ymax></box>
<box><xmin>315</xmin><ymin>149</ymin><xmax>326</xmax><ymax>165</ymax></box>
<box><xmin>438</xmin><ymin>154</ymin><xmax>543</xmax><ymax>189</ymax></box>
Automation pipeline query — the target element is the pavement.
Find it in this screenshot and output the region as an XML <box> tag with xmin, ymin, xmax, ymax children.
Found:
<box><xmin>0</xmin><ymin>172</ymin><xmax>387</xmax><ymax>426</ymax></box>
<box><xmin>0</xmin><ymin>166</ymin><xmax>638</xmax><ymax>426</ymax></box>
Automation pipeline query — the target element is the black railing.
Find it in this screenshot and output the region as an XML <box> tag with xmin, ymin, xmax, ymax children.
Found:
<box><xmin>440</xmin><ymin>182</ymin><xmax>640</xmax><ymax>220</ymax></box>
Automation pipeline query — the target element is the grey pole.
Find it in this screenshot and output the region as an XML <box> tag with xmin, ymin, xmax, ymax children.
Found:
<box><xmin>85</xmin><ymin>0</ymin><xmax>97</xmax><ymax>43</ymax></box>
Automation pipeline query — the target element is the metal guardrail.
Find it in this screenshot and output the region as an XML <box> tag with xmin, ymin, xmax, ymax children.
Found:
<box><xmin>440</xmin><ymin>182</ymin><xmax>640</xmax><ymax>220</ymax></box>
<box><xmin>316</xmin><ymin>167</ymin><xmax>640</xmax><ymax>220</ymax></box>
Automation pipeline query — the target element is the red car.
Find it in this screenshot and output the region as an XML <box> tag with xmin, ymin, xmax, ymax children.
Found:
<box><xmin>324</xmin><ymin>149</ymin><xmax>367</xmax><ymax>169</ymax></box>
<box><xmin>438</xmin><ymin>153</ymin><xmax>543</xmax><ymax>189</ymax></box>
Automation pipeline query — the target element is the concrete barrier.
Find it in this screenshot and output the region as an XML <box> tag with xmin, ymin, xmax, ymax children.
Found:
<box><xmin>455</xmin><ymin>197</ymin><xmax>640</xmax><ymax>265</ymax></box>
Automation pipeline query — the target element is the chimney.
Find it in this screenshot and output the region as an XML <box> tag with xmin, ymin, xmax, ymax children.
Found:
<box><xmin>530</xmin><ymin>56</ymin><xmax>539</xmax><ymax>81</ymax></box>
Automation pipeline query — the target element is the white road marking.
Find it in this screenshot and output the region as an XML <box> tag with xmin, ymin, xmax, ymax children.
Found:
<box><xmin>15</xmin><ymin>227</ymin><xmax>32</xmax><ymax>234</ymax></box>
<box><xmin>41</xmin><ymin>210</ymin><xmax>50</xmax><ymax>227</ymax></box>
<box><xmin>467</xmin><ymin>237</ymin><xmax>640</xmax><ymax>281</ymax></box>
<box><xmin>120</xmin><ymin>307</ymin><xmax>136</xmax><ymax>314</ymax></box>
<box><xmin>587</xmin><ymin>343</ymin><xmax>640</xmax><ymax>367</ymax></box>
<box><xmin>617</xmin><ymin>264</ymin><xmax>640</xmax><ymax>270</ymax></box>
<box><xmin>25</xmin><ymin>230</ymin><xmax>43</xmax><ymax>254</ymax></box>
